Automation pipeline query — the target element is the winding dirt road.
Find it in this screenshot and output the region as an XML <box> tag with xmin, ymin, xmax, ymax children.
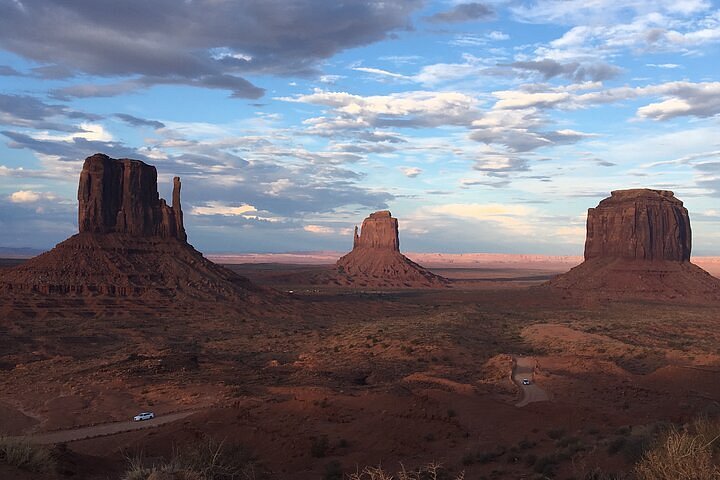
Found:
<box><xmin>17</xmin><ymin>411</ymin><xmax>196</xmax><ymax>445</ymax></box>
<box><xmin>513</xmin><ymin>356</ymin><xmax>549</xmax><ymax>407</ymax></box>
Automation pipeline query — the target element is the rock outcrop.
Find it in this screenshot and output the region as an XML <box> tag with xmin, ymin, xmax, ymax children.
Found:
<box><xmin>78</xmin><ymin>153</ymin><xmax>186</xmax><ymax>241</ymax></box>
<box><xmin>584</xmin><ymin>189</ymin><xmax>691</xmax><ymax>262</ymax></box>
<box><xmin>335</xmin><ymin>211</ymin><xmax>447</xmax><ymax>287</ymax></box>
<box><xmin>1</xmin><ymin>154</ymin><xmax>257</xmax><ymax>302</ymax></box>
<box><xmin>547</xmin><ymin>189</ymin><xmax>720</xmax><ymax>301</ymax></box>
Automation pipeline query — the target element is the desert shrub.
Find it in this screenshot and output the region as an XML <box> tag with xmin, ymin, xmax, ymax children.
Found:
<box><xmin>517</xmin><ymin>438</ymin><xmax>536</xmax><ymax>450</ymax></box>
<box><xmin>323</xmin><ymin>460</ymin><xmax>343</xmax><ymax>480</ymax></box>
<box><xmin>461</xmin><ymin>452</ymin><xmax>475</xmax><ymax>466</ymax></box>
<box><xmin>347</xmin><ymin>462</ymin><xmax>464</xmax><ymax>480</ymax></box>
<box><xmin>311</xmin><ymin>435</ymin><xmax>330</xmax><ymax>458</ymax></box>
<box><xmin>533</xmin><ymin>452</ymin><xmax>568</xmax><ymax>476</ymax></box>
<box><xmin>122</xmin><ymin>436</ymin><xmax>256</xmax><ymax>480</ymax></box>
<box><xmin>547</xmin><ymin>428</ymin><xmax>565</xmax><ymax>440</ymax></box>
<box><xmin>0</xmin><ymin>436</ymin><xmax>56</xmax><ymax>473</ymax></box>
<box><xmin>607</xmin><ymin>436</ymin><xmax>626</xmax><ymax>455</ymax></box>
<box><xmin>634</xmin><ymin>417</ymin><xmax>720</xmax><ymax>480</ymax></box>
<box><xmin>556</xmin><ymin>435</ymin><xmax>580</xmax><ymax>448</ymax></box>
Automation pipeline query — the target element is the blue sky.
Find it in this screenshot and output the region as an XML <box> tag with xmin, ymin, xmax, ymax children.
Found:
<box><xmin>1</xmin><ymin>0</ymin><xmax>720</xmax><ymax>254</ymax></box>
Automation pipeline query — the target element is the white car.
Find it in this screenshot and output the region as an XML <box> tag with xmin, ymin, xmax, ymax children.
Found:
<box><xmin>133</xmin><ymin>412</ymin><xmax>155</xmax><ymax>421</ymax></box>
<box><xmin>522</xmin><ymin>378</ymin><xmax>531</xmax><ymax>385</ymax></box>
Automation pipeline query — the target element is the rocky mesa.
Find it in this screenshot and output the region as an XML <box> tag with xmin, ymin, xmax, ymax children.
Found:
<box><xmin>0</xmin><ymin>154</ymin><xmax>257</xmax><ymax>301</ymax></box>
<box><xmin>335</xmin><ymin>211</ymin><xmax>447</xmax><ymax>288</ymax></box>
<box><xmin>547</xmin><ymin>189</ymin><xmax>720</xmax><ymax>300</ymax></box>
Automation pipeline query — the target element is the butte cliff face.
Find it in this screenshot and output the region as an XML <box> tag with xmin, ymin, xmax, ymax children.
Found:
<box><xmin>78</xmin><ymin>153</ymin><xmax>187</xmax><ymax>241</ymax></box>
<box><xmin>584</xmin><ymin>189</ymin><xmax>691</xmax><ymax>262</ymax></box>
<box><xmin>1</xmin><ymin>154</ymin><xmax>257</xmax><ymax>302</ymax></box>
<box><xmin>548</xmin><ymin>189</ymin><xmax>720</xmax><ymax>300</ymax></box>
<box><xmin>335</xmin><ymin>211</ymin><xmax>447</xmax><ymax>287</ymax></box>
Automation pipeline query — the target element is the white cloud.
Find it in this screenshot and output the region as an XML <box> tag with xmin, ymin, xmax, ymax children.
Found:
<box><xmin>400</xmin><ymin>166</ymin><xmax>422</xmax><ymax>177</ymax></box>
<box><xmin>303</xmin><ymin>224</ymin><xmax>336</xmax><ymax>234</ymax></box>
<box><xmin>10</xmin><ymin>190</ymin><xmax>46</xmax><ymax>203</ymax></box>
<box><xmin>191</xmin><ymin>202</ymin><xmax>258</xmax><ymax>216</ymax></box>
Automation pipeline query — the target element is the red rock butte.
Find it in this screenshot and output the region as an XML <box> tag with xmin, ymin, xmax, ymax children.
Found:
<box><xmin>548</xmin><ymin>188</ymin><xmax>720</xmax><ymax>300</ymax></box>
<box><xmin>78</xmin><ymin>153</ymin><xmax>186</xmax><ymax>241</ymax></box>
<box><xmin>0</xmin><ymin>154</ymin><xmax>257</xmax><ymax>301</ymax></box>
<box><xmin>336</xmin><ymin>211</ymin><xmax>447</xmax><ymax>288</ymax></box>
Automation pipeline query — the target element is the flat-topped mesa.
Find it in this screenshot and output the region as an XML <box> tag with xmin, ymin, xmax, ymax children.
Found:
<box><xmin>353</xmin><ymin>210</ymin><xmax>400</xmax><ymax>250</ymax></box>
<box><xmin>584</xmin><ymin>188</ymin><xmax>691</xmax><ymax>262</ymax></box>
<box><xmin>78</xmin><ymin>153</ymin><xmax>187</xmax><ymax>241</ymax></box>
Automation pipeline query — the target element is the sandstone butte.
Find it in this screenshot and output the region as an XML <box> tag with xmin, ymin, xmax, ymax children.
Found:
<box><xmin>0</xmin><ymin>153</ymin><xmax>256</xmax><ymax>300</ymax></box>
<box><xmin>547</xmin><ymin>188</ymin><xmax>720</xmax><ymax>300</ymax></box>
<box><xmin>335</xmin><ymin>211</ymin><xmax>447</xmax><ymax>288</ymax></box>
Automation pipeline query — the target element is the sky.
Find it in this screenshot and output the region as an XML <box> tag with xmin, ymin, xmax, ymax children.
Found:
<box><xmin>1</xmin><ymin>0</ymin><xmax>720</xmax><ymax>255</ymax></box>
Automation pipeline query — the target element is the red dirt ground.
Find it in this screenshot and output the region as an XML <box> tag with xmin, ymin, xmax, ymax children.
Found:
<box><xmin>1</xmin><ymin>260</ymin><xmax>720</xmax><ymax>479</ymax></box>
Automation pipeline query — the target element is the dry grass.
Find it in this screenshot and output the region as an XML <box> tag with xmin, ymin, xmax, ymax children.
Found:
<box><xmin>634</xmin><ymin>417</ymin><xmax>720</xmax><ymax>480</ymax></box>
<box><xmin>0</xmin><ymin>435</ymin><xmax>56</xmax><ymax>473</ymax></box>
<box><xmin>347</xmin><ymin>463</ymin><xmax>464</xmax><ymax>480</ymax></box>
<box><xmin>122</xmin><ymin>436</ymin><xmax>257</xmax><ymax>480</ymax></box>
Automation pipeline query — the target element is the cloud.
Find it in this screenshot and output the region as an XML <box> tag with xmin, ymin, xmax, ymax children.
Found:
<box><xmin>635</xmin><ymin>82</ymin><xmax>720</xmax><ymax>120</ymax></box>
<box><xmin>427</xmin><ymin>3</ymin><xmax>494</xmax><ymax>23</ymax></box>
<box><xmin>9</xmin><ymin>190</ymin><xmax>55</xmax><ymax>203</ymax></box>
<box><xmin>0</xmin><ymin>0</ymin><xmax>422</xmax><ymax>98</ymax></box>
<box><xmin>114</xmin><ymin>113</ymin><xmax>165</xmax><ymax>129</ymax></box>
<box><xmin>303</xmin><ymin>224</ymin><xmax>335</xmax><ymax>234</ymax></box>
<box><xmin>282</xmin><ymin>89</ymin><xmax>479</xmax><ymax>133</ymax></box>
<box><xmin>0</xmin><ymin>93</ymin><xmax>99</xmax><ymax>131</ymax></box>
<box><xmin>191</xmin><ymin>202</ymin><xmax>258</xmax><ymax>217</ymax></box>
<box><xmin>0</xmin><ymin>65</ymin><xmax>22</xmax><ymax>76</ymax></box>
<box><xmin>506</xmin><ymin>59</ymin><xmax>622</xmax><ymax>82</ymax></box>
<box><xmin>400</xmin><ymin>166</ymin><xmax>422</xmax><ymax>178</ymax></box>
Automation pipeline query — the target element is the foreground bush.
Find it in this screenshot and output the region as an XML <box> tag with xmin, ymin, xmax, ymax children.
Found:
<box><xmin>0</xmin><ymin>436</ymin><xmax>56</xmax><ymax>473</ymax></box>
<box><xmin>123</xmin><ymin>436</ymin><xmax>257</xmax><ymax>480</ymax></box>
<box><xmin>347</xmin><ymin>463</ymin><xmax>464</xmax><ymax>480</ymax></box>
<box><xmin>634</xmin><ymin>417</ymin><xmax>720</xmax><ymax>480</ymax></box>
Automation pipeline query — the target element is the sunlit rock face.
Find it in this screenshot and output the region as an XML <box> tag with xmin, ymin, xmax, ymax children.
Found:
<box><xmin>584</xmin><ymin>189</ymin><xmax>691</xmax><ymax>262</ymax></box>
<box><xmin>336</xmin><ymin>211</ymin><xmax>447</xmax><ymax>287</ymax></box>
<box><xmin>546</xmin><ymin>189</ymin><xmax>720</xmax><ymax>301</ymax></box>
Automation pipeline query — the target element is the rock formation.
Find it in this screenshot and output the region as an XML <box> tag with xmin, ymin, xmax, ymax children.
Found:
<box><xmin>78</xmin><ymin>153</ymin><xmax>186</xmax><ymax>240</ymax></box>
<box><xmin>335</xmin><ymin>211</ymin><xmax>447</xmax><ymax>287</ymax></box>
<box><xmin>1</xmin><ymin>154</ymin><xmax>257</xmax><ymax>301</ymax></box>
<box><xmin>548</xmin><ymin>189</ymin><xmax>720</xmax><ymax>300</ymax></box>
<box><xmin>584</xmin><ymin>189</ymin><xmax>691</xmax><ymax>262</ymax></box>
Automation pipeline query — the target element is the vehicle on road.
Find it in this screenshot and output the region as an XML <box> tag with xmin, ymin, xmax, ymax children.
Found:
<box><xmin>522</xmin><ymin>378</ymin><xmax>531</xmax><ymax>385</ymax></box>
<box><xmin>133</xmin><ymin>412</ymin><xmax>155</xmax><ymax>421</ymax></box>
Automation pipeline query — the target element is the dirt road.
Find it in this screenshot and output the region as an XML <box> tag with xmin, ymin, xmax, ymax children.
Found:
<box><xmin>513</xmin><ymin>357</ymin><xmax>549</xmax><ymax>407</ymax></box>
<box><xmin>18</xmin><ymin>411</ymin><xmax>196</xmax><ymax>445</ymax></box>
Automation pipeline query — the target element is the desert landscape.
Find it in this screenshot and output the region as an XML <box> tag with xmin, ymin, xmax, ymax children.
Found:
<box><xmin>1</xmin><ymin>155</ymin><xmax>719</xmax><ymax>480</ymax></box>
<box><xmin>2</xmin><ymin>2</ymin><xmax>720</xmax><ymax>479</ymax></box>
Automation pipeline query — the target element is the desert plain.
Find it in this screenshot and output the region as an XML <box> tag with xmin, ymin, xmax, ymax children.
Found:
<box><xmin>2</xmin><ymin>253</ymin><xmax>720</xmax><ymax>479</ymax></box>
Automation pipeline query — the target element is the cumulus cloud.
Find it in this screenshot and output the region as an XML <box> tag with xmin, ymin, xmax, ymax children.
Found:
<box><xmin>9</xmin><ymin>190</ymin><xmax>56</xmax><ymax>203</ymax></box>
<box><xmin>0</xmin><ymin>0</ymin><xmax>422</xmax><ymax>98</ymax></box>
<box><xmin>281</xmin><ymin>89</ymin><xmax>479</xmax><ymax>133</ymax></box>
<box><xmin>427</xmin><ymin>2</ymin><xmax>494</xmax><ymax>23</ymax></box>
<box><xmin>400</xmin><ymin>167</ymin><xmax>422</xmax><ymax>178</ymax></box>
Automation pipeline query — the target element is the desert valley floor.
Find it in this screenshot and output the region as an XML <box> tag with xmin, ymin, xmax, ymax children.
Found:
<box><xmin>2</xmin><ymin>259</ymin><xmax>720</xmax><ymax>479</ymax></box>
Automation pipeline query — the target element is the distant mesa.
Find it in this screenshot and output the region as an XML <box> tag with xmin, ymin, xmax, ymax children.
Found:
<box><xmin>1</xmin><ymin>153</ymin><xmax>257</xmax><ymax>300</ymax></box>
<box><xmin>335</xmin><ymin>210</ymin><xmax>447</xmax><ymax>288</ymax></box>
<box><xmin>548</xmin><ymin>189</ymin><xmax>720</xmax><ymax>300</ymax></box>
